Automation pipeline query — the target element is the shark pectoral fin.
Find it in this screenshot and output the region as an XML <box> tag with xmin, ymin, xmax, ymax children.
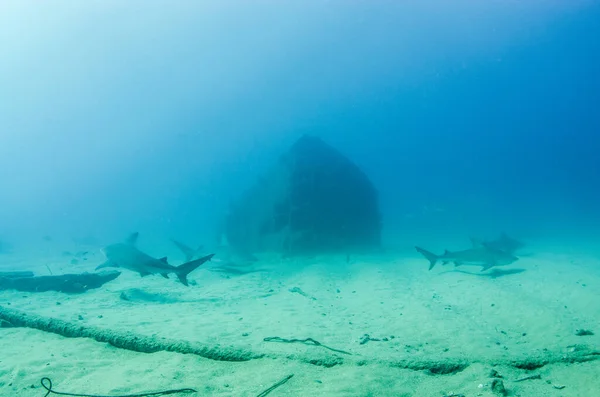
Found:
<box><xmin>480</xmin><ymin>263</ymin><xmax>495</xmax><ymax>272</ymax></box>
<box><xmin>454</xmin><ymin>261</ymin><xmax>463</xmax><ymax>267</ymax></box>
<box><xmin>160</xmin><ymin>273</ymin><xmax>169</xmax><ymax>279</ymax></box>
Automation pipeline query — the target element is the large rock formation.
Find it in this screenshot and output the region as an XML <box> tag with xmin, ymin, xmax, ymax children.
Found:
<box><xmin>223</xmin><ymin>135</ymin><xmax>381</xmax><ymax>256</ymax></box>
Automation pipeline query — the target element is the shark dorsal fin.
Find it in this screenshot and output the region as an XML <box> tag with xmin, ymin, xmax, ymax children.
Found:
<box><xmin>469</xmin><ymin>237</ymin><xmax>483</xmax><ymax>247</ymax></box>
<box><xmin>125</xmin><ymin>232</ymin><xmax>139</xmax><ymax>246</ymax></box>
<box><xmin>159</xmin><ymin>257</ymin><xmax>169</xmax><ymax>264</ymax></box>
<box><xmin>481</xmin><ymin>242</ymin><xmax>497</xmax><ymax>251</ymax></box>
<box><xmin>481</xmin><ymin>242</ymin><xmax>505</xmax><ymax>254</ymax></box>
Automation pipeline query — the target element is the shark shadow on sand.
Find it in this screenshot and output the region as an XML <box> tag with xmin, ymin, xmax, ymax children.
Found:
<box><xmin>118</xmin><ymin>288</ymin><xmax>223</xmax><ymax>304</ymax></box>
<box><xmin>443</xmin><ymin>268</ymin><xmax>527</xmax><ymax>278</ymax></box>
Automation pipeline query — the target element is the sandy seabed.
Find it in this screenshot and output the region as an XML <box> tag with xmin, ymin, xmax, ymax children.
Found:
<box><xmin>1</xmin><ymin>243</ymin><xmax>599</xmax><ymax>397</ymax></box>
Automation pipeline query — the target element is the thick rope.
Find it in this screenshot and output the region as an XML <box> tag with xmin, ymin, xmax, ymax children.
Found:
<box><xmin>1</xmin><ymin>305</ymin><xmax>598</xmax><ymax>372</ymax></box>
<box><xmin>0</xmin><ymin>305</ymin><xmax>261</xmax><ymax>362</ymax></box>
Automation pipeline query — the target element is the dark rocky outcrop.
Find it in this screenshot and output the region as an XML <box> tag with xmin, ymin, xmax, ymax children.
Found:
<box><xmin>224</xmin><ymin>135</ymin><xmax>381</xmax><ymax>256</ymax></box>
<box><xmin>0</xmin><ymin>271</ymin><xmax>121</xmax><ymax>293</ymax></box>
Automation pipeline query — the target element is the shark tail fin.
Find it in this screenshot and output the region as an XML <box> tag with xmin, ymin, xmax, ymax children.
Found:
<box><xmin>172</xmin><ymin>239</ymin><xmax>204</xmax><ymax>262</ymax></box>
<box><xmin>174</xmin><ymin>253</ymin><xmax>215</xmax><ymax>286</ymax></box>
<box><xmin>415</xmin><ymin>247</ymin><xmax>439</xmax><ymax>270</ymax></box>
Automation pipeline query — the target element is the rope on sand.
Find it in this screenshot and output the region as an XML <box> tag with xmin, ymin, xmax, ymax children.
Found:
<box><xmin>1</xmin><ymin>305</ymin><xmax>599</xmax><ymax>372</ymax></box>
<box><xmin>40</xmin><ymin>377</ymin><xmax>196</xmax><ymax>397</ymax></box>
<box><xmin>39</xmin><ymin>375</ymin><xmax>296</xmax><ymax>397</ymax></box>
<box><xmin>264</xmin><ymin>336</ymin><xmax>352</xmax><ymax>355</ymax></box>
<box><xmin>0</xmin><ymin>305</ymin><xmax>262</xmax><ymax>362</ymax></box>
<box><xmin>256</xmin><ymin>374</ymin><xmax>294</xmax><ymax>397</ymax></box>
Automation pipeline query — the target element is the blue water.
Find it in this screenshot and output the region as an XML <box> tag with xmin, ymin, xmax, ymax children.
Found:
<box><xmin>1</xmin><ymin>2</ymin><xmax>599</xmax><ymax>252</ymax></box>
<box><xmin>2</xmin><ymin>2</ymin><xmax>599</xmax><ymax>253</ymax></box>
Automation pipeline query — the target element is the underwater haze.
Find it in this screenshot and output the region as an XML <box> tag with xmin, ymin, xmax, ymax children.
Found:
<box><xmin>1</xmin><ymin>1</ymin><xmax>599</xmax><ymax>250</ymax></box>
<box><xmin>2</xmin><ymin>2</ymin><xmax>600</xmax><ymax>397</ymax></box>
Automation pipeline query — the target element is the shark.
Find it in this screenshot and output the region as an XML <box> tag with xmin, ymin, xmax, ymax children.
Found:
<box><xmin>415</xmin><ymin>244</ymin><xmax>518</xmax><ymax>271</ymax></box>
<box><xmin>171</xmin><ymin>239</ymin><xmax>204</xmax><ymax>262</ymax></box>
<box><xmin>96</xmin><ymin>233</ymin><xmax>214</xmax><ymax>286</ymax></box>
<box><xmin>470</xmin><ymin>233</ymin><xmax>525</xmax><ymax>255</ymax></box>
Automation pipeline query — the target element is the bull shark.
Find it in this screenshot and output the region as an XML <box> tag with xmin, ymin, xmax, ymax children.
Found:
<box><xmin>96</xmin><ymin>233</ymin><xmax>214</xmax><ymax>286</ymax></box>
<box><xmin>470</xmin><ymin>233</ymin><xmax>525</xmax><ymax>255</ymax></box>
<box><xmin>171</xmin><ymin>239</ymin><xmax>204</xmax><ymax>262</ymax></box>
<box><xmin>415</xmin><ymin>244</ymin><xmax>518</xmax><ymax>272</ymax></box>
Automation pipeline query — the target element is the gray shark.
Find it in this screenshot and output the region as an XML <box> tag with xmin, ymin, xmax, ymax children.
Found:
<box><xmin>171</xmin><ymin>239</ymin><xmax>204</xmax><ymax>262</ymax></box>
<box><xmin>96</xmin><ymin>233</ymin><xmax>214</xmax><ymax>286</ymax></box>
<box><xmin>415</xmin><ymin>244</ymin><xmax>518</xmax><ymax>271</ymax></box>
<box><xmin>470</xmin><ymin>233</ymin><xmax>525</xmax><ymax>255</ymax></box>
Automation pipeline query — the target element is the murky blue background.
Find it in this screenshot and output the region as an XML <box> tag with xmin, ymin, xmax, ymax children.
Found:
<box><xmin>1</xmin><ymin>1</ymin><xmax>598</xmax><ymax>251</ymax></box>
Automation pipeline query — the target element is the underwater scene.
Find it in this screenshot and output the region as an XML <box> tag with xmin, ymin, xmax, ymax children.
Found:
<box><xmin>1</xmin><ymin>1</ymin><xmax>599</xmax><ymax>396</ymax></box>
